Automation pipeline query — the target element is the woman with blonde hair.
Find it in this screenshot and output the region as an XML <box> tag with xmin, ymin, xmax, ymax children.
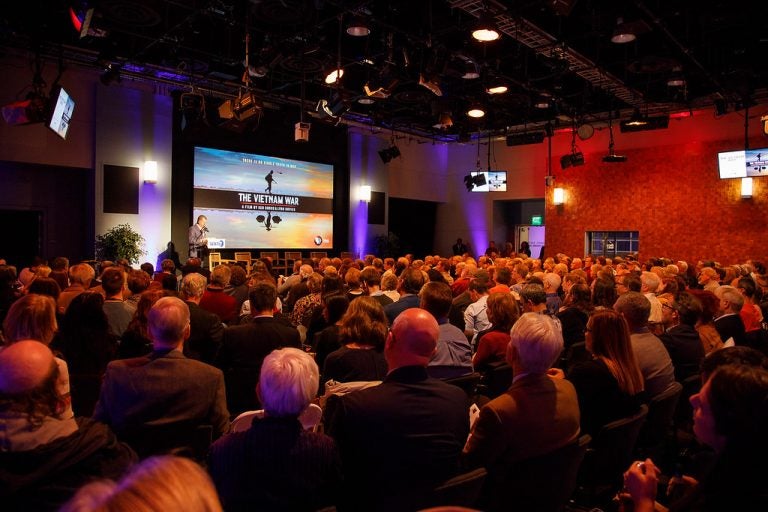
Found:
<box><xmin>61</xmin><ymin>455</ymin><xmax>222</xmax><ymax>512</ymax></box>
<box><xmin>560</xmin><ymin>309</ymin><xmax>645</xmax><ymax>436</ymax></box>
<box><xmin>322</xmin><ymin>296</ymin><xmax>388</xmax><ymax>386</ymax></box>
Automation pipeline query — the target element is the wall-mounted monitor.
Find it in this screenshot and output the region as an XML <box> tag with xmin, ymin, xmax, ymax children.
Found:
<box><xmin>718</xmin><ymin>147</ymin><xmax>768</xmax><ymax>179</ymax></box>
<box><xmin>470</xmin><ymin>170</ymin><xmax>507</xmax><ymax>192</ymax></box>
<box><xmin>47</xmin><ymin>86</ymin><xmax>75</xmax><ymax>139</ymax></box>
<box><xmin>193</xmin><ymin>147</ymin><xmax>334</xmax><ymax>249</ymax></box>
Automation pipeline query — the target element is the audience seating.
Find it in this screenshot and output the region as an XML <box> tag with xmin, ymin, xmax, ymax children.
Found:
<box><xmin>674</xmin><ymin>373</ymin><xmax>702</xmax><ymax>435</ymax></box>
<box><xmin>637</xmin><ymin>381</ymin><xmax>683</xmax><ymax>461</ymax></box>
<box><xmin>209</xmin><ymin>252</ymin><xmax>222</xmax><ymax>270</ymax></box>
<box><xmin>118</xmin><ymin>421</ymin><xmax>213</xmax><ymax>462</ymax></box>
<box><xmin>575</xmin><ymin>404</ymin><xmax>649</xmax><ymax>508</ymax></box>
<box><xmin>427</xmin><ymin>467</ymin><xmax>488</xmax><ymax>510</ymax></box>
<box><xmin>441</xmin><ymin>371</ymin><xmax>482</xmax><ymax>399</ymax></box>
<box><xmin>480</xmin><ymin>434</ymin><xmax>591</xmax><ymax>512</ymax></box>
<box><xmin>310</xmin><ymin>251</ymin><xmax>327</xmax><ymax>260</ymax></box>
<box><xmin>231</xmin><ymin>403</ymin><xmax>323</xmax><ymax>433</ymax></box>
<box><xmin>233</xmin><ymin>252</ymin><xmax>252</xmax><ymax>274</ymax></box>
<box><xmin>477</xmin><ymin>361</ymin><xmax>513</xmax><ymax>399</ymax></box>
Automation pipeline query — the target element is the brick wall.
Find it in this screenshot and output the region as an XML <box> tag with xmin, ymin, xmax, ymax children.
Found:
<box><xmin>545</xmin><ymin>136</ymin><xmax>768</xmax><ymax>264</ymax></box>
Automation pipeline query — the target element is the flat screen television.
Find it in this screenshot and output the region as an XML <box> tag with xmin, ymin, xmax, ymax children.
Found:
<box><xmin>192</xmin><ymin>147</ymin><xmax>334</xmax><ymax>249</ymax></box>
<box><xmin>718</xmin><ymin>147</ymin><xmax>768</xmax><ymax>179</ymax></box>
<box><xmin>470</xmin><ymin>170</ymin><xmax>507</xmax><ymax>192</ymax></box>
<box><xmin>47</xmin><ymin>86</ymin><xmax>75</xmax><ymax>139</ymax></box>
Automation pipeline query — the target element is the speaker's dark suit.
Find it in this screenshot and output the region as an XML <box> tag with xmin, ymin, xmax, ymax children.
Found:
<box><xmin>216</xmin><ymin>316</ymin><xmax>301</xmax><ymax>416</ymax></box>
<box><xmin>93</xmin><ymin>349</ymin><xmax>230</xmax><ymax>440</ymax></box>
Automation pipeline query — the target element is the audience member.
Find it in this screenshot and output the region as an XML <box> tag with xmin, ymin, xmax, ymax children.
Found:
<box><xmin>688</xmin><ymin>289</ymin><xmax>725</xmax><ymax>354</ymax></box>
<box><xmin>124</xmin><ymin>269</ymin><xmax>150</xmax><ymax>310</ymax></box>
<box><xmin>473</xmin><ymin>292</ymin><xmax>519</xmax><ymax>370</ymax></box>
<box><xmin>463</xmin><ymin>313</ymin><xmax>580</xmax><ymax>509</ymax></box>
<box><xmin>61</xmin><ymin>455</ymin><xmax>220</xmax><ymax>512</ymax></box>
<box><xmin>200</xmin><ymin>265</ymin><xmax>238</xmax><ymax>324</ymax></box>
<box><xmin>713</xmin><ymin>285</ymin><xmax>748</xmax><ymax>346</ymax></box>
<box><xmin>0</xmin><ymin>340</ymin><xmax>135</xmax><ymax>511</ymax></box>
<box><xmin>52</xmin><ymin>292</ymin><xmax>118</xmax><ymax>416</ymax></box>
<box><xmin>181</xmin><ymin>272</ymin><xmax>224</xmax><ymax>365</ymax></box>
<box><xmin>559</xmin><ymin>309</ymin><xmax>646</xmax><ymax>437</ymax></box>
<box><xmin>623</xmin><ymin>364</ymin><xmax>768</xmax><ymax>511</ymax></box>
<box><xmin>322</xmin><ymin>296</ymin><xmax>388</xmax><ymax>386</ymax></box>
<box><xmin>463</xmin><ymin>278</ymin><xmax>492</xmax><ymax>346</ymax></box>
<box><xmin>383</xmin><ymin>267</ymin><xmax>426</xmax><ymax>324</ymax></box>
<box><xmin>101</xmin><ymin>268</ymin><xmax>132</xmax><ymax>338</ymax></box>
<box><xmin>118</xmin><ymin>289</ymin><xmax>169</xmax><ymax>359</ymax></box>
<box><xmin>209</xmin><ymin>348</ymin><xmax>342</xmax><ymax>511</ymax></box>
<box><xmin>614</xmin><ymin>292</ymin><xmax>677</xmax><ymax>400</ymax></box>
<box><xmin>217</xmin><ymin>282</ymin><xmax>301</xmax><ymax>416</ymax></box>
<box><xmin>93</xmin><ymin>296</ymin><xmax>230</xmax><ymax>452</ymax></box>
<box><xmin>659</xmin><ymin>292</ymin><xmax>706</xmax><ymax>382</ymax></box>
<box><xmin>324</xmin><ymin>308</ymin><xmax>469</xmax><ymax>512</ymax></box>
<box><xmin>420</xmin><ymin>281</ymin><xmax>473</xmax><ymax>378</ymax></box>
<box><xmin>58</xmin><ymin>263</ymin><xmax>95</xmax><ymax>313</ymax></box>
<box><xmin>312</xmin><ymin>294</ymin><xmax>350</xmax><ymax>372</ymax></box>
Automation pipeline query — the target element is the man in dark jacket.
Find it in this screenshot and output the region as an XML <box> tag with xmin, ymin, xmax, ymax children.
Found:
<box><xmin>0</xmin><ymin>340</ymin><xmax>135</xmax><ymax>511</ymax></box>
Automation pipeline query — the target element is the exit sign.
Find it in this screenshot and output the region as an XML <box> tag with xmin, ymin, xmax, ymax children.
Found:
<box><xmin>531</xmin><ymin>215</ymin><xmax>543</xmax><ymax>226</ymax></box>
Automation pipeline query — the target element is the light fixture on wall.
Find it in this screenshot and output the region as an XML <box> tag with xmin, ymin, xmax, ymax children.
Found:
<box><xmin>143</xmin><ymin>160</ymin><xmax>158</xmax><ymax>184</ymax></box>
<box><xmin>741</xmin><ymin>177</ymin><xmax>753</xmax><ymax>198</ymax></box>
<box><xmin>359</xmin><ymin>185</ymin><xmax>372</xmax><ymax>202</ymax></box>
<box><xmin>553</xmin><ymin>187</ymin><xmax>565</xmax><ymax>205</ymax></box>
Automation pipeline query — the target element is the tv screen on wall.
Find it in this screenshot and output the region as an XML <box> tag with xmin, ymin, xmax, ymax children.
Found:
<box><xmin>470</xmin><ymin>170</ymin><xmax>507</xmax><ymax>192</ymax></box>
<box><xmin>718</xmin><ymin>148</ymin><xmax>768</xmax><ymax>179</ymax></box>
<box><xmin>47</xmin><ymin>86</ymin><xmax>75</xmax><ymax>139</ymax></box>
<box><xmin>193</xmin><ymin>146</ymin><xmax>334</xmax><ymax>249</ymax></box>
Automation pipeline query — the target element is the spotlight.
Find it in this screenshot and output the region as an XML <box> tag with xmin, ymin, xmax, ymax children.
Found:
<box><xmin>624</xmin><ymin>108</ymin><xmax>648</xmax><ymax>127</ymax></box>
<box><xmin>378</xmin><ymin>145</ymin><xmax>400</xmax><ymax>164</ymax></box>
<box><xmin>602</xmin><ymin>153</ymin><xmax>627</xmax><ymax>163</ymax></box>
<box><xmin>560</xmin><ymin>152</ymin><xmax>585</xmax><ymax>169</ymax></box>
<box><xmin>464</xmin><ymin>173</ymin><xmax>487</xmax><ymax>191</ymax></box>
<box><xmin>472</xmin><ymin>12</ymin><xmax>501</xmax><ymax>42</ymax></box>
<box><xmin>462</xmin><ymin>62</ymin><xmax>480</xmax><ymax>80</ymax></box>
<box><xmin>317</xmin><ymin>93</ymin><xmax>348</xmax><ymax>118</ymax></box>
<box><xmin>467</xmin><ymin>104</ymin><xmax>485</xmax><ymax>118</ymax></box>
<box><xmin>611</xmin><ymin>17</ymin><xmax>637</xmax><ymax>44</ymax></box>
<box><xmin>433</xmin><ymin>112</ymin><xmax>453</xmax><ymax>129</ymax></box>
<box><xmin>346</xmin><ymin>16</ymin><xmax>370</xmax><ymax>37</ymax></box>
<box><xmin>324</xmin><ymin>67</ymin><xmax>344</xmax><ymax>85</ymax></box>
<box><xmin>418</xmin><ymin>73</ymin><xmax>443</xmax><ymax>96</ymax></box>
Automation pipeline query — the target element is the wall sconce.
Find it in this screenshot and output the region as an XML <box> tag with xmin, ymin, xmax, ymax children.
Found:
<box><xmin>553</xmin><ymin>187</ymin><xmax>565</xmax><ymax>205</ymax></box>
<box><xmin>359</xmin><ymin>185</ymin><xmax>372</xmax><ymax>202</ymax></box>
<box><xmin>741</xmin><ymin>177</ymin><xmax>753</xmax><ymax>198</ymax></box>
<box><xmin>143</xmin><ymin>160</ymin><xmax>158</xmax><ymax>184</ymax></box>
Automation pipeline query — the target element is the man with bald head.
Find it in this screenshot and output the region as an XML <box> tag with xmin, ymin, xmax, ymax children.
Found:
<box><xmin>93</xmin><ymin>296</ymin><xmax>229</xmax><ymax>454</ymax></box>
<box><xmin>0</xmin><ymin>341</ymin><xmax>135</xmax><ymax>510</ymax></box>
<box><xmin>325</xmin><ymin>308</ymin><xmax>470</xmax><ymax>512</ymax></box>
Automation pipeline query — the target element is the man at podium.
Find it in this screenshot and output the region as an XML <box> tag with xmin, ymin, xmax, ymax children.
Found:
<box><xmin>188</xmin><ymin>215</ymin><xmax>209</xmax><ymax>265</ymax></box>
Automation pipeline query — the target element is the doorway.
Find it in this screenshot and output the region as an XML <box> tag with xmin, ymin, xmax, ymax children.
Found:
<box><xmin>2</xmin><ymin>209</ymin><xmax>43</xmax><ymax>268</ymax></box>
<box><xmin>517</xmin><ymin>225</ymin><xmax>546</xmax><ymax>259</ymax></box>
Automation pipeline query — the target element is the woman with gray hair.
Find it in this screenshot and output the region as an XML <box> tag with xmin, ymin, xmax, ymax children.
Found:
<box><xmin>209</xmin><ymin>347</ymin><xmax>342</xmax><ymax>511</ymax></box>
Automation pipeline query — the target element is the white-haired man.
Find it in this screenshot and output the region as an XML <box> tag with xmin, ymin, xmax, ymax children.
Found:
<box><xmin>462</xmin><ymin>313</ymin><xmax>580</xmax><ymax>508</ymax></box>
<box><xmin>641</xmin><ymin>271</ymin><xmax>663</xmax><ymax>324</ymax></box>
<box><xmin>94</xmin><ymin>296</ymin><xmax>230</xmax><ymax>453</ymax></box>
<box><xmin>714</xmin><ymin>285</ymin><xmax>747</xmax><ymax>347</ymax></box>
<box><xmin>209</xmin><ymin>348</ymin><xmax>342</xmax><ymax>511</ymax></box>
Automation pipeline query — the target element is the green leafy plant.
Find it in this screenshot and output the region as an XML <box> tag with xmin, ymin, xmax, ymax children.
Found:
<box><xmin>95</xmin><ymin>223</ymin><xmax>146</xmax><ymax>264</ymax></box>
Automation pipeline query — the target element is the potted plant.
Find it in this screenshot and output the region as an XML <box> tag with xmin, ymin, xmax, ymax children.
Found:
<box><xmin>95</xmin><ymin>223</ymin><xmax>146</xmax><ymax>264</ymax></box>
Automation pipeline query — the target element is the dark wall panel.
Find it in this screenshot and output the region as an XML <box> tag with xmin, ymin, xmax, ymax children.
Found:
<box><xmin>368</xmin><ymin>191</ymin><xmax>386</xmax><ymax>225</ymax></box>
<box><xmin>103</xmin><ymin>164</ymin><xmax>139</xmax><ymax>214</ymax></box>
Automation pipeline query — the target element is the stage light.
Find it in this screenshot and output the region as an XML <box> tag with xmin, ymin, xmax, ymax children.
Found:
<box><xmin>611</xmin><ymin>17</ymin><xmax>637</xmax><ymax>44</ymax></box>
<box><xmin>433</xmin><ymin>112</ymin><xmax>453</xmax><ymax>129</ymax></box>
<box><xmin>324</xmin><ymin>67</ymin><xmax>344</xmax><ymax>85</ymax></box>
<box><xmin>346</xmin><ymin>16</ymin><xmax>370</xmax><ymax>37</ymax></box>
<box><xmin>560</xmin><ymin>152</ymin><xmax>585</xmax><ymax>169</ymax></box>
<box><xmin>472</xmin><ymin>12</ymin><xmax>501</xmax><ymax>42</ymax></box>
<box><xmin>467</xmin><ymin>105</ymin><xmax>485</xmax><ymax>118</ymax></box>
<box><xmin>378</xmin><ymin>144</ymin><xmax>400</xmax><ymax>164</ymax></box>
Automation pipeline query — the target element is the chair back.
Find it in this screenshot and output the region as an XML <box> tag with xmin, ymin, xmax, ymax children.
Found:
<box><xmin>578</xmin><ymin>404</ymin><xmax>648</xmax><ymax>502</ymax></box>
<box><xmin>310</xmin><ymin>251</ymin><xmax>328</xmax><ymax>260</ymax></box>
<box><xmin>482</xmin><ymin>434</ymin><xmax>591</xmax><ymax>512</ymax></box>
<box><xmin>441</xmin><ymin>371</ymin><xmax>482</xmax><ymax>398</ymax></box>
<box><xmin>478</xmin><ymin>361</ymin><xmax>513</xmax><ymax>399</ymax></box>
<box><xmin>429</xmin><ymin>467</ymin><xmax>488</xmax><ymax>509</ymax></box>
<box><xmin>231</xmin><ymin>403</ymin><xmax>323</xmax><ymax>433</ymax></box>
<box><xmin>675</xmin><ymin>373</ymin><xmax>702</xmax><ymax>432</ymax></box>
<box><xmin>637</xmin><ymin>381</ymin><xmax>682</xmax><ymax>458</ymax></box>
<box><xmin>234</xmin><ymin>252</ymin><xmax>252</xmax><ymax>273</ymax></box>
<box><xmin>208</xmin><ymin>252</ymin><xmax>222</xmax><ymax>270</ymax></box>
<box><xmin>120</xmin><ymin>421</ymin><xmax>213</xmax><ymax>461</ymax></box>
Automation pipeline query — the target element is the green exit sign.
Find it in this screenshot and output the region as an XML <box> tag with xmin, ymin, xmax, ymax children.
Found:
<box><xmin>531</xmin><ymin>215</ymin><xmax>543</xmax><ymax>226</ymax></box>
